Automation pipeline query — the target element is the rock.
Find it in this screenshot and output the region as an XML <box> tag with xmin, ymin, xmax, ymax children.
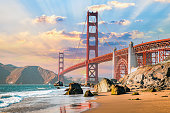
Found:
<box><xmin>92</xmin><ymin>92</ymin><xmax>98</xmax><ymax>96</ymax></box>
<box><xmin>111</xmin><ymin>85</ymin><xmax>126</xmax><ymax>95</ymax></box>
<box><xmin>65</xmin><ymin>83</ymin><xmax>83</xmax><ymax>95</ymax></box>
<box><xmin>65</xmin><ymin>88</ymin><xmax>69</xmax><ymax>91</ymax></box>
<box><xmin>94</xmin><ymin>78</ymin><xmax>113</xmax><ymax>92</ymax></box>
<box><xmin>124</xmin><ymin>85</ymin><xmax>130</xmax><ymax>92</ymax></box>
<box><xmin>56</xmin><ymin>87</ymin><xmax>60</xmax><ymax>89</ymax></box>
<box><xmin>84</xmin><ymin>90</ymin><xmax>94</xmax><ymax>97</ymax></box>
<box><xmin>54</xmin><ymin>81</ymin><xmax>63</xmax><ymax>86</ymax></box>
<box><xmin>146</xmin><ymin>87</ymin><xmax>157</xmax><ymax>92</ymax></box>
<box><xmin>132</xmin><ymin>92</ymin><xmax>139</xmax><ymax>95</ymax></box>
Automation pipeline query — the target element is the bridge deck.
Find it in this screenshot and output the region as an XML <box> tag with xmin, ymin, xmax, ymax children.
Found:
<box><xmin>59</xmin><ymin>38</ymin><xmax>170</xmax><ymax>76</ymax></box>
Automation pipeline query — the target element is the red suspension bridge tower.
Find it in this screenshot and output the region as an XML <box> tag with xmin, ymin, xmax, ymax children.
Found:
<box><xmin>86</xmin><ymin>11</ymin><xmax>98</xmax><ymax>84</ymax></box>
<box><xmin>58</xmin><ymin>52</ymin><xmax>64</xmax><ymax>81</ymax></box>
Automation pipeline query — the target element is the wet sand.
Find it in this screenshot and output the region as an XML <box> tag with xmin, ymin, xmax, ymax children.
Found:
<box><xmin>83</xmin><ymin>90</ymin><xmax>170</xmax><ymax>113</ymax></box>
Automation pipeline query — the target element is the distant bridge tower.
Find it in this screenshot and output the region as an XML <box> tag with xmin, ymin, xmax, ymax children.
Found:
<box><xmin>86</xmin><ymin>11</ymin><xmax>98</xmax><ymax>84</ymax></box>
<box><xmin>58</xmin><ymin>52</ymin><xmax>64</xmax><ymax>81</ymax></box>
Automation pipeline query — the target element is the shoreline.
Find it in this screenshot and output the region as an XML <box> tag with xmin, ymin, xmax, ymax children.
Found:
<box><xmin>83</xmin><ymin>90</ymin><xmax>170</xmax><ymax>113</ymax></box>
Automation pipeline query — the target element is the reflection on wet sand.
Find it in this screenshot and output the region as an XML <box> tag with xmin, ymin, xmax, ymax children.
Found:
<box><xmin>60</xmin><ymin>102</ymin><xmax>96</xmax><ymax>113</ymax></box>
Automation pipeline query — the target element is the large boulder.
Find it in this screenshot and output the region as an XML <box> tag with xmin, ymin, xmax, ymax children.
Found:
<box><xmin>54</xmin><ymin>81</ymin><xmax>63</xmax><ymax>86</ymax></box>
<box><xmin>65</xmin><ymin>83</ymin><xmax>83</xmax><ymax>95</ymax></box>
<box><xmin>94</xmin><ymin>78</ymin><xmax>113</xmax><ymax>92</ymax></box>
<box><xmin>84</xmin><ymin>90</ymin><xmax>94</xmax><ymax>97</ymax></box>
<box><xmin>111</xmin><ymin>85</ymin><xmax>126</xmax><ymax>95</ymax></box>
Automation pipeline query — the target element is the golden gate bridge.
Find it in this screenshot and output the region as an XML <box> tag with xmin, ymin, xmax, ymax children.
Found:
<box><xmin>55</xmin><ymin>11</ymin><xmax>170</xmax><ymax>84</ymax></box>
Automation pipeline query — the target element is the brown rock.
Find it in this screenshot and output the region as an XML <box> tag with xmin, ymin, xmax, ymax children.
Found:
<box><xmin>65</xmin><ymin>83</ymin><xmax>83</xmax><ymax>95</ymax></box>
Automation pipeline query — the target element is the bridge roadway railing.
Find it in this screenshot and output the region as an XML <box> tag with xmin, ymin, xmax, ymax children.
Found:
<box><xmin>59</xmin><ymin>38</ymin><xmax>170</xmax><ymax>76</ymax></box>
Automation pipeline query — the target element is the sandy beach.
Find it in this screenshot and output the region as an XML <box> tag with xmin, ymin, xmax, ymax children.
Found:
<box><xmin>83</xmin><ymin>90</ymin><xmax>170</xmax><ymax>113</ymax></box>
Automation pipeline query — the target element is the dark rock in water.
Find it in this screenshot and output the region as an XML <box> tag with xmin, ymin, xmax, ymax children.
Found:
<box><xmin>124</xmin><ymin>85</ymin><xmax>130</xmax><ymax>92</ymax></box>
<box><xmin>54</xmin><ymin>81</ymin><xmax>63</xmax><ymax>86</ymax></box>
<box><xmin>65</xmin><ymin>88</ymin><xmax>69</xmax><ymax>91</ymax></box>
<box><xmin>65</xmin><ymin>83</ymin><xmax>83</xmax><ymax>95</ymax></box>
<box><xmin>56</xmin><ymin>87</ymin><xmax>60</xmax><ymax>89</ymax></box>
<box><xmin>84</xmin><ymin>90</ymin><xmax>94</xmax><ymax>97</ymax></box>
<box><xmin>94</xmin><ymin>78</ymin><xmax>114</xmax><ymax>92</ymax></box>
<box><xmin>111</xmin><ymin>85</ymin><xmax>126</xmax><ymax>95</ymax></box>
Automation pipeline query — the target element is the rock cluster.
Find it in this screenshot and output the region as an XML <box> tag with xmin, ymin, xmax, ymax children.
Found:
<box><xmin>121</xmin><ymin>61</ymin><xmax>170</xmax><ymax>90</ymax></box>
<box><xmin>65</xmin><ymin>83</ymin><xmax>83</xmax><ymax>95</ymax></box>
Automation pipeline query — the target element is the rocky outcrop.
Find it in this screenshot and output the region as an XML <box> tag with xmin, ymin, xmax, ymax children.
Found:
<box><xmin>54</xmin><ymin>81</ymin><xmax>63</xmax><ymax>86</ymax></box>
<box><xmin>6</xmin><ymin>66</ymin><xmax>57</xmax><ymax>84</ymax></box>
<box><xmin>121</xmin><ymin>61</ymin><xmax>170</xmax><ymax>89</ymax></box>
<box><xmin>65</xmin><ymin>83</ymin><xmax>83</xmax><ymax>95</ymax></box>
<box><xmin>94</xmin><ymin>78</ymin><xmax>113</xmax><ymax>92</ymax></box>
<box><xmin>84</xmin><ymin>90</ymin><xmax>94</xmax><ymax>97</ymax></box>
<box><xmin>111</xmin><ymin>85</ymin><xmax>126</xmax><ymax>95</ymax></box>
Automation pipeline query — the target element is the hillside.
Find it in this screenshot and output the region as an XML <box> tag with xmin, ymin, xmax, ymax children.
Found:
<box><xmin>0</xmin><ymin>63</ymin><xmax>61</xmax><ymax>84</ymax></box>
<box><xmin>0</xmin><ymin>63</ymin><xmax>18</xmax><ymax>84</ymax></box>
<box><xmin>6</xmin><ymin>66</ymin><xmax>58</xmax><ymax>84</ymax></box>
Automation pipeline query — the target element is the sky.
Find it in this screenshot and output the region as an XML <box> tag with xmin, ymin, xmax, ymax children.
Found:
<box><xmin>0</xmin><ymin>0</ymin><xmax>170</xmax><ymax>78</ymax></box>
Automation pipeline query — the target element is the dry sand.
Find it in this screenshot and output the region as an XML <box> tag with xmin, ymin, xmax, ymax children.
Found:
<box><xmin>83</xmin><ymin>90</ymin><xmax>170</xmax><ymax>113</ymax></box>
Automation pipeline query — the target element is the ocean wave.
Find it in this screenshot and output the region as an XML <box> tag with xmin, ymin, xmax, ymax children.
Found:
<box><xmin>0</xmin><ymin>89</ymin><xmax>58</xmax><ymax>108</ymax></box>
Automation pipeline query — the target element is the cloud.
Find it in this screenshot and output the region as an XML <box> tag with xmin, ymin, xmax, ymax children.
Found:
<box><xmin>155</xmin><ymin>0</ymin><xmax>170</xmax><ymax>3</ymax></box>
<box><xmin>110</xmin><ymin>19</ymin><xmax>131</xmax><ymax>25</ymax></box>
<box><xmin>157</xmin><ymin>28</ymin><xmax>164</xmax><ymax>33</ymax></box>
<box><xmin>135</xmin><ymin>20</ymin><xmax>144</xmax><ymax>22</ymax></box>
<box><xmin>77</xmin><ymin>21</ymin><xmax>108</xmax><ymax>25</ymax></box>
<box><xmin>78</xmin><ymin>20</ymin><xmax>130</xmax><ymax>26</ymax></box>
<box><xmin>88</xmin><ymin>4</ymin><xmax>112</xmax><ymax>11</ymax></box>
<box><xmin>33</xmin><ymin>15</ymin><xmax>66</xmax><ymax>24</ymax></box>
<box><xmin>87</xmin><ymin>1</ymin><xmax>135</xmax><ymax>11</ymax></box>
<box><xmin>109</xmin><ymin>30</ymin><xmax>150</xmax><ymax>40</ymax></box>
<box><xmin>108</xmin><ymin>1</ymin><xmax>135</xmax><ymax>8</ymax></box>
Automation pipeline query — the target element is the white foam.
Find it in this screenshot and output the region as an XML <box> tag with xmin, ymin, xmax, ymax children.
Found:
<box><xmin>0</xmin><ymin>96</ymin><xmax>22</xmax><ymax>108</ymax></box>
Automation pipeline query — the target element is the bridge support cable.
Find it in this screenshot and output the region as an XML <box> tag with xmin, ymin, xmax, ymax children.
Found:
<box><xmin>86</xmin><ymin>11</ymin><xmax>99</xmax><ymax>84</ymax></box>
<box><xmin>58</xmin><ymin>52</ymin><xmax>64</xmax><ymax>81</ymax></box>
<box><xmin>98</xmin><ymin>14</ymin><xmax>125</xmax><ymax>49</ymax></box>
<box><xmin>70</xmin><ymin>18</ymin><xmax>87</xmax><ymax>66</ymax></box>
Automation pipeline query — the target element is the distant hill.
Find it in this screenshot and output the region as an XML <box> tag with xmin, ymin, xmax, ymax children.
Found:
<box><xmin>0</xmin><ymin>63</ymin><xmax>18</xmax><ymax>84</ymax></box>
<box><xmin>0</xmin><ymin>63</ymin><xmax>59</xmax><ymax>84</ymax></box>
<box><xmin>6</xmin><ymin>66</ymin><xmax>58</xmax><ymax>84</ymax></box>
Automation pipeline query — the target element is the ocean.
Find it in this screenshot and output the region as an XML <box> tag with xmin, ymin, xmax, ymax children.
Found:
<box><xmin>0</xmin><ymin>84</ymin><xmax>96</xmax><ymax>113</ymax></box>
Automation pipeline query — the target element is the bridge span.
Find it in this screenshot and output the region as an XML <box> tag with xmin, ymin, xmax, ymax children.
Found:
<box><xmin>59</xmin><ymin>38</ymin><xmax>170</xmax><ymax>82</ymax></box>
<box><xmin>58</xmin><ymin>11</ymin><xmax>170</xmax><ymax>84</ymax></box>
